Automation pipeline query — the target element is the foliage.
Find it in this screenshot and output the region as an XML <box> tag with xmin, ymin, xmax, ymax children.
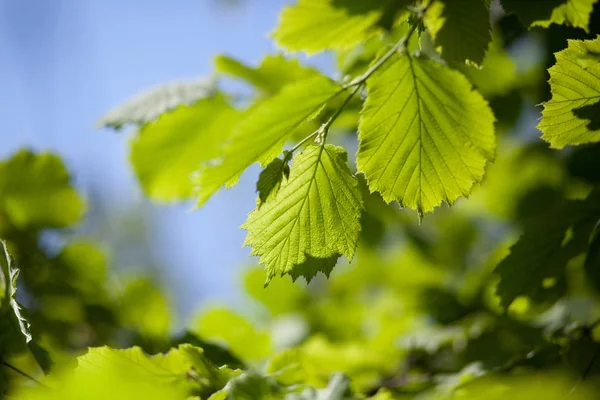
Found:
<box><xmin>3</xmin><ymin>0</ymin><xmax>600</xmax><ymax>399</ymax></box>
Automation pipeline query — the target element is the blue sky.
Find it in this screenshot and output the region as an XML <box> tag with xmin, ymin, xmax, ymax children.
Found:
<box><xmin>0</xmin><ymin>0</ymin><xmax>332</xmax><ymax>324</ymax></box>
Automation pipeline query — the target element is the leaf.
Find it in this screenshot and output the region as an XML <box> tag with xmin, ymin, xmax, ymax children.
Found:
<box><xmin>538</xmin><ymin>37</ymin><xmax>600</xmax><ymax>148</ymax></box>
<box><xmin>215</xmin><ymin>54</ymin><xmax>320</xmax><ymax>95</ymax></box>
<box><xmin>424</xmin><ymin>0</ymin><xmax>492</xmax><ymax>65</ymax></box>
<box><xmin>76</xmin><ymin>345</ymin><xmax>235</xmax><ymax>396</ymax></box>
<box><xmin>0</xmin><ymin>151</ymin><xmax>85</xmax><ymax>229</ymax></box>
<box><xmin>98</xmin><ymin>77</ymin><xmax>217</xmax><ymax>129</ymax></box>
<box><xmin>118</xmin><ymin>278</ymin><xmax>171</xmax><ymax>340</ymax></box>
<box><xmin>286</xmin><ymin>373</ymin><xmax>356</xmax><ymax>400</ymax></box>
<box><xmin>357</xmin><ymin>53</ymin><xmax>495</xmax><ymax>216</ymax></box>
<box><xmin>272</xmin><ymin>0</ymin><xmax>407</xmax><ymax>54</ymax></box>
<box><xmin>244</xmin><ymin>267</ymin><xmax>307</xmax><ymax>316</ymax></box>
<box><xmin>495</xmin><ymin>193</ymin><xmax>600</xmax><ymax>308</ymax></box>
<box><xmin>130</xmin><ymin>96</ymin><xmax>239</xmax><ymax>201</ymax></box>
<box><xmin>256</xmin><ymin>157</ymin><xmax>290</xmax><ymax>207</ymax></box>
<box><xmin>195</xmin><ymin>75</ymin><xmax>341</xmax><ymax>206</ymax></box>
<box><xmin>0</xmin><ymin>240</ymin><xmax>32</xmax><ymax>345</ymax></box>
<box><xmin>193</xmin><ymin>308</ymin><xmax>272</xmax><ymax>362</ymax></box>
<box><xmin>243</xmin><ymin>144</ymin><xmax>363</xmax><ymax>282</ymax></box>
<box><xmin>501</xmin><ymin>0</ymin><xmax>597</xmax><ymax>32</ymax></box>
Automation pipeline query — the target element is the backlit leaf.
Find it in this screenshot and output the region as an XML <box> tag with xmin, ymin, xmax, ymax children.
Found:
<box><xmin>130</xmin><ymin>96</ymin><xmax>239</xmax><ymax>201</ymax></box>
<box><xmin>243</xmin><ymin>144</ymin><xmax>363</xmax><ymax>282</ymax></box>
<box><xmin>538</xmin><ymin>37</ymin><xmax>600</xmax><ymax>148</ymax></box>
<box><xmin>357</xmin><ymin>53</ymin><xmax>495</xmax><ymax>216</ymax></box>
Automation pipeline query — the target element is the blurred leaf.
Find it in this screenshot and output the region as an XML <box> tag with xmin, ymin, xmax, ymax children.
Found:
<box><xmin>0</xmin><ymin>151</ymin><xmax>84</xmax><ymax>229</ymax></box>
<box><xmin>243</xmin><ymin>145</ymin><xmax>363</xmax><ymax>283</ymax></box>
<box><xmin>272</xmin><ymin>0</ymin><xmax>409</xmax><ymax>54</ymax></box>
<box><xmin>538</xmin><ymin>37</ymin><xmax>600</xmax><ymax>148</ymax></box>
<box><xmin>215</xmin><ymin>54</ymin><xmax>319</xmax><ymax>95</ymax></box>
<box><xmin>193</xmin><ymin>308</ymin><xmax>272</xmax><ymax>362</ymax></box>
<box><xmin>424</xmin><ymin>0</ymin><xmax>492</xmax><ymax>65</ymax></box>
<box><xmin>501</xmin><ymin>0</ymin><xmax>597</xmax><ymax>32</ymax></box>
<box><xmin>244</xmin><ymin>267</ymin><xmax>307</xmax><ymax>316</ymax></box>
<box><xmin>567</xmin><ymin>143</ymin><xmax>600</xmax><ymax>183</ymax></box>
<box><xmin>130</xmin><ymin>96</ymin><xmax>240</xmax><ymax>201</ymax></box>
<box><xmin>98</xmin><ymin>77</ymin><xmax>217</xmax><ymax>129</ymax></box>
<box><xmin>118</xmin><ymin>278</ymin><xmax>171</xmax><ymax>340</ymax></box>
<box><xmin>171</xmin><ymin>331</ymin><xmax>245</xmax><ymax>369</ymax></box>
<box><xmin>495</xmin><ymin>192</ymin><xmax>600</xmax><ymax>308</ymax></box>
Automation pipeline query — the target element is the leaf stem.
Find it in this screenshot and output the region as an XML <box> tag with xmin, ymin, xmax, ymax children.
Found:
<box><xmin>2</xmin><ymin>361</ymin><xmax>48</xmax><ymax>388</ymax></box>
<box><xmin>342</xmin><ymin>2</ymin><xmax>429</xmax><ymax>89</ymax></box>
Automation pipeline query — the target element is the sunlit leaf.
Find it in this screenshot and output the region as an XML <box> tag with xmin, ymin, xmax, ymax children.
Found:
<box><xmin>243</xmin><ymin>145</ymin><xmax>363</xmax><ymax>282</ymax></box>
<box><xmin>130</xmin><ymin>96</ymin><xmax>239</xmax><ymax>201</ymax></box>
<box><xmin>538</xmin><ymin>37</ymin><xmax>600</xmax><ymax>148</ymax></box>
<box><xmin>357</xmin><ymin>53</ymin><xmax>495</xmax><ymax>216</ymax></box>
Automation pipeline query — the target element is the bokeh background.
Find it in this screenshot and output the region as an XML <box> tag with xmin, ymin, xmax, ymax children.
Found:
<box><xmin>0</xmin><ymin>0</ymin><xmax>334</xmax><ymax>325</ymax></box>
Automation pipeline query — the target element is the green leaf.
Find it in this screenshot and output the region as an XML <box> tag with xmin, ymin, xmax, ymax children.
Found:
<box><xmin>195</xmin><ymin>75</ymin><xmax>341</xmax><ymax>206</ymax></box>
<box><xmin>495</xmin><ymin>193</ymin><xmax>600</xmax><ymax>308</ymax></box>
<box><xmin>193</xmin><ymin>308</ymin><xmax>272</xmax><ymax>362</ymax></box>
<box><xmin>0</xmin><ymin>151</ymin><xmax>85</xmax><ymax>229</ymax></box>
<box><xmin>18</xmin><ymin>345</ymin><xmax>236</xmax><ymax>400</ymax></box>
<box><xmin>215</xmin><ymin>54</ymin><xmax>320</xmax><ymax>95</ymax></box>
<box><xmin>501</xmin><ymin>0</ymin><xmax>597</xmax><ymax>32</ymax></box>
<box><xmin>243</xmin><ymin>144</ymin><xmax>363</xmax><ymax>282</ymax></box>
<box><xmin>424</xmin><ymin>0</ymin><xmax>492</xmax><ymax>65</ymax></box>
<box><xmin>76</xmin><ymin>345</ymin><xmax>235</xmax><ymax>395</ymax></box>
<box><xmin>130</xmin><ymin>96</ymin><xmax>239</xmax><ymax>201</ymax></box>
<box><xmin>357</xmin><ymin>53</ymin><xmax>495</xmax><ymax>216</ymax></box>
<box><xmin>538</xmin><ymin>37</ymin><xmax>600</xmax><ymax>148</ymax></box>
<box><xmin>98</xmin><ymin>77</ymin><xmax>217</xmax><ymax>129</ymax></box>
<box><xmin>244</xmin><ymin>267</ymin><xmax>307</xmax><ymax>316</ymax></box>
<box><xmin>286</xmin><ymin>373</ymin><xmax>356</xmax><ymax>400</ymax></box>
<box><xmin>118</xmin><ymin>278</ymin><xmax>171</xmax><ymax>340</ymax></box>
<box><xmin>256</xmin><ymin>157</ymin><xmax>290</xmax><ymax>207</ymax></box>
<box><xmin>272</xmin><ymin>0</ymin><xmax>400</xmax><ymax>54</ymax></box>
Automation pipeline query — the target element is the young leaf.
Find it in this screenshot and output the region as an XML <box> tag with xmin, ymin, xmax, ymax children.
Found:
<box><xmin>538</xmin><ymin>37</ymin><xmax>600</xmax><ymax>148</ymax></box>
<box><xmin>130</xmin><ymin>96</ymin><xmax>239</xmax><ymax>201</ymax></box>
<box><xmin>256</xmin><ymin>157</ymin><xmax>290</xmax><ymax>207</ymax></box>
<box><xmin>215</xmin><ymin>54</ymin><xmax>320</xmax><ymax>95</ymax></box>
<box><xmin>98</xmin><ymin>77</ymin><xmax>217</xmax><ymax>129</ymax></box>
<box><xmin>424</xmin><ymin>0</ymin><xmax>492</xmax><ymax>66</ymax></box>
<box><xmin>0</xmin><ymin>151</ymin><xmax>84</xmax><ymax>228</ymax></box>
<box><xmin>357</xmin><ymin>53</ymin><xmax>495</xmax><ymax>216</ymax></box>
<box><xmin>272</xmin><ymin>0</ymin><xmax>397</xmax><ymax>54</ymax></box>
<box><xmin>243</xmin><ymin>144</ymin><xmax>363</xmax><ymax>283</ymax></box>
<box><xmin>195</xmin><ymin>75</ymin><xmax>341</xmax><ymax>206</ymax></box>
<box><xmin>501</xmin><ymin>0</ymin><xmax>597</xmax><ymax>32</ymax></box>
